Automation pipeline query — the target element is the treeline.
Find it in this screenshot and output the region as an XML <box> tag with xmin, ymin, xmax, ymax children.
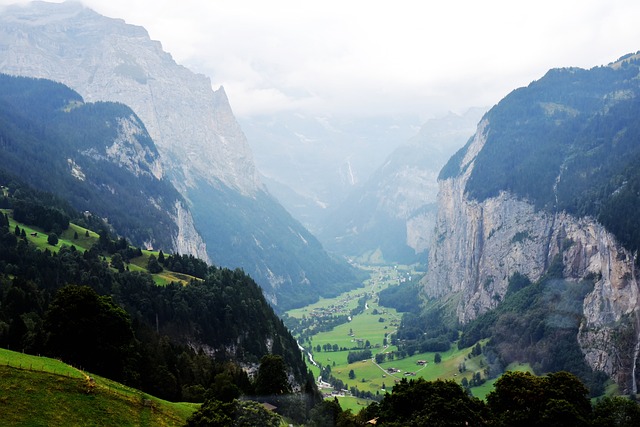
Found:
<box><xmin>347</xmin><ymin>349</ymin><xmax>372</xmax><ymax>364</ymax></box>
<box><xmin>283</xmin><ymin>313</ymin><xmax>350</xmax><ymax>344</ymax></box>
<box><xmin>0</xmin><ymin>185</ymin><xmax>317</xmax><ymax>417</ymax></box>
<box><xmin>304</xmin><ymin>371</ymin><xmax>640</xmax><ymax>426</ymax></box>
<box><xmin>378</xmin><ymin>280</ymin><xmax>421</xmax><ymax>313</ymax></box>
<box><xmin>159</xmin><ymin>252</ymin><xmax>210</xmax><ymax>279</ymax></box>
<box><xmin>350</xmin><ymin>295</ymin><xmax>368</xmax><ymax>316</ymax></box>
<box><xmin>393</xmin><ymin>307</ymin><xmax>458</xmax><ymax>357</ymax></box>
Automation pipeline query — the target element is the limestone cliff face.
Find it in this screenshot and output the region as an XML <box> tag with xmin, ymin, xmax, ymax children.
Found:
<box><xmin>424</xmin><ymin>118</ymin><xmax>640</xmax><ymax>390</ymax></box>
<box><xmin>0</xmin><ymin>1</ymin><xmax>263</xmax><ymax>261</ymax></box>
<box><xmin>0</xmin><ymin>2</ymin><xmax>357</xmax><ymax>309</ymax></box>
<box><xmin>0</xmin><ymin>1</ymin><xmax>259</xmax><ymax>195</ymax></box>
<box><xmin>93</xmin><ymin>114</ymin><xmax>164</xmax><ymax>180</ymax></box>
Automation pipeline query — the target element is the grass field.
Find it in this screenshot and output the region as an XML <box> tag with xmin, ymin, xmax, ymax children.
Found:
<box><xmin>2</xmin><ymin>209</ymin><xmax>197</xmax><ymax>286</ymax></box>
<box><xmin>0</xmin><ymin>348</ymin><xmax>198</xmax><ymax>426</ymax></box>
<box><xmin>287</xmin><ymin>263</ymin><xmax>506</xmax><ymax>412</ymax></box>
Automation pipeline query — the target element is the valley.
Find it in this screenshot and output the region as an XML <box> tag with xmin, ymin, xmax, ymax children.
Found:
<box><xmin>1</xmin><ymin>1</ymin><xmax>640</xmax><ymax>425</ymax></box>
<box><xmin>284</xmin><ymin>263</ymin><xmax>497</xmax><ymax>412</ymax></box>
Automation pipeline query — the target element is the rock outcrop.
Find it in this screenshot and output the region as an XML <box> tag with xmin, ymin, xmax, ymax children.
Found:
<box><xmin>425</xmin><ymin>111</ymin><xmax>640</xmax><ymax>391</ymax></box>
<box><xmin>0</xmin><ymin>2</ymin><xmax>356</xmax><ymax>309</ymax></box>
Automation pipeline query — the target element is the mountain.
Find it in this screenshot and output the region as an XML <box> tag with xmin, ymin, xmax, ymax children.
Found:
<box><xmin>0</xmin><ymin>73</ymin><xmax>187</xmax><ymax>250</ymax></box>
<box><xmin>318</xmin><ymin>109</ymin><xmax>484</xmax><ymax>263</ymax></box>
<box><xmin>0</xmin><ymin>170</ymin><xmax>314</xmax><ymax>409</ymax></box>
<box><xmin>241</xmin><ymin>112</ymin><xmax>422</xmax><ymax>232</ymax></box>
<box><xmin>0</xmin><ymin>1</ymin><xmax>357</xmax><ymax>310</ymax></box>
<box><xmin>425</xmin><ymin>52</ymin><xmax>640</xmax><ymax>393</ymax></box>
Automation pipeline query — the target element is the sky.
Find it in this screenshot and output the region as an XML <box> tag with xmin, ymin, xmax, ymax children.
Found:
<box><xmin>2</xmin><ymin>0</ymin><xmax>640</xmax><ymax>118</ymax></box>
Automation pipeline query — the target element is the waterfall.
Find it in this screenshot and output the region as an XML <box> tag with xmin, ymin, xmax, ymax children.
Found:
<box><xmin>633</xmin><ymin>333</ymin><xmax>640</xmax><ymax>395</ymax></box>
<box><xmin>632</xmin><ymin>252</ymin><xmax>640</xmax><ymax>395</ymax></box>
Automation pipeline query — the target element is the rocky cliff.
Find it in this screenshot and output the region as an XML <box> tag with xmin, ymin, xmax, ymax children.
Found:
<box><xmin>424</xmin><ymin>57</ymin><xmax>640</xmax><ymax>392</ymax></box>
<box><xmin>0</xmin><ymin>1</ymin><xmax>213</xmax><ymax>259</ymax></box>
<box><xmin>0</xmin><ymin>1</ymin><xmax>356</xmax><ymax>309</ymax></box>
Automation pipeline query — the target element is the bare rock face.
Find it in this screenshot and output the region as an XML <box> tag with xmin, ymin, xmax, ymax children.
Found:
<box><xmin>0</xmin><ymin>1</ymin><xmax>264</xmax><ymax>261</ymax></box>
<box><xmin>101</xmin><ymin>115</ymin><xmax>164</xmax><ymax>180</ymax></box>
<box><xmin>0</xmin><ymin>2</ymin><xmax>357</xmax><ymax>308</ymax></box>
<box><xmin>424</xmin><ymin>117</ymin><xmax>640</xmax><ymax>390</ymax></box>
<box><xmin>0</xmin><ymin>1</ymin><xmax>259</xmax><ymax>193</ymax></box>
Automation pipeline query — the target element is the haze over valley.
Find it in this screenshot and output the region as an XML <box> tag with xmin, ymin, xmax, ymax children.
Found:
<box><xmin>2</xmin><ymin>1</ymin><xmax>640</xmax><ymax>425</ymax></box>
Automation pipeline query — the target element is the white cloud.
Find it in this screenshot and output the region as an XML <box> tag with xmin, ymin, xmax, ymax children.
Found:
<box><xmin>2</xmin><ymin>0</ymin><xmax>640</xmax><ymax>117</ymax></box>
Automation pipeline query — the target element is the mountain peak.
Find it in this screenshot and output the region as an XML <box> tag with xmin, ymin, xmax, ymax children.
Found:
<box><xmin>0</xmin><ymin>1</ymin><xmax>259</xmax><ymax>195</ymax></box>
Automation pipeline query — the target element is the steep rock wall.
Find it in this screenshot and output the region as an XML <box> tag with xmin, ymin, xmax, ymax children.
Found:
<box><xmin>424</xmin><ymin>118</ymin><xmax>640</xmax><ymax>389</ymax></box>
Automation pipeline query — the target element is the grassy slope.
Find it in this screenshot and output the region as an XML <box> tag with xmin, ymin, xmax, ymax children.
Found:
<box><xmin>0</xmin><ymin>210</ymin><xmax>203</xmax><ymax>424</ymax></box>
<box><xmin>0</xmin><ymin>348</ymin><xmax>198</xmax><ymax>426</ymax></box>
<box><xmin>2</xmin><ymin>209</ymin><xmax>196</xmax><ymax>285</ymax></box>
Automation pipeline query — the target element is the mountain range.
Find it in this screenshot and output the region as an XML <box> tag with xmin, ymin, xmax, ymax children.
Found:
<box><xmin>0</xmin><ymin>1</ymin><xmax>357</xmax><ymax>310</ymax></box>
<box><xmin>241</xmin><ymin>112</ymin><xmax>421</xmax><ymax>232</ymax></box>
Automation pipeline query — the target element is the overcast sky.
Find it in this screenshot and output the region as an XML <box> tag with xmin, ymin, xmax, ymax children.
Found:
<box><xmin>2</xmin><ymin>0</ymin><xmax>640</xmax><ymax>118</ymax></box>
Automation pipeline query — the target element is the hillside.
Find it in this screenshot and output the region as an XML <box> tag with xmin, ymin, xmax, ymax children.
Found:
<box><xmin>0</xmin><ymin>73</ymin><xmax>188</xmax><ymax>254</ymax></box>
<box><xmin>0</xmin><ymin>174</ymin><xmax>316</xmax><ymax>419</ymax></box>
<box><xmin>426</xmin><ymin>52</ymin><xmax>640</xmax><ymax>394</ymax></box>
<box><xmin>0</xmin><ymin>348</ymin><xmax>197</xmax><ymax>427</ymax></box>
<box><xmin>0</xmin><ymin>1</ymin><xmax>359</xmax><ymax>311</ymax></box>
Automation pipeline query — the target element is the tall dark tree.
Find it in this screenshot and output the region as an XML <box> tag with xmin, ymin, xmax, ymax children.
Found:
<box><xmin>372</xmin><ymin>378</ymin><xmax>488</xmax><ymax>426</ymax></box>
<box><xmin>254</xmin><ymin>354</ymin><xmax>291</xmax><ymax>396</ymax></box>
<box><xmin>47</xmin><ymin>233</ymin><xmax>58</xmax><ymax>246</ymax></box>
<box><xmin>44</xmin><ymin>285</ymin><xmax>134</xmax><ymax>380</ymax></box>
<box><xmin>592</xmin><ymin>396</ymin><xmax>640</xmax><ymax>427</ymax></box>
<box><xmin>147</xmin><ymin>254</ymin><xmax>163</xmax><ymax>273</ymax></box>
<box><xmin>487</xmin><ymin>371</ymin><xmax>591</xmax><ymax>427</ymax></box>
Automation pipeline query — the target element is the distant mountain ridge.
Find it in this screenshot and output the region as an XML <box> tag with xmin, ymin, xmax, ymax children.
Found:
<box><xmin>318</xmin><ymin>109</ymin><xmax>484</xmax><ymax>263</ymax></box>
<box><xmin>242</xmin><ymin>112</ymin><xmax>422</xmax><ymax>232</ymax></box>
<box><xmin>0</xmin><ymin>1</ymin><xmax>358</xmax><ymax>310</ymax></box>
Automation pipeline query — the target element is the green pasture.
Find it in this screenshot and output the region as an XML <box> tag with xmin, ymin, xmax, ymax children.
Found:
<box><xmin>286</xmin><ymin>287</ymin><xmax>367</xmax><ymax>319</ymax></box>
<box><xmin>5</xmin><ymin>214</ymin><xmax>93</xmax><ymax>254</ymax></box>
<box><xmin>288</xmin><ymin>263</ymin><xmax>510</xmax><ymax>411</ymax></box>
<box><xmin>0</xmin><ymin>347</ymin><xmax>83</xmax><ymax>378</ymax></box>
<box><xmin>335</xmin><ymin>395</ymin><xmax>375</xmax><ymax>414</ymax></box>
<box><xmin>0</xmin><ymin>347</ymin><xmax>198</xmax><ymax>426</ymax></box>
<box><xmin>468</xmin><ymin>362</ymin><xmax>532</xmax><ymax>400</ymax></box>
<box><xmin>3</xmin><ymin>209</ymin><xmax>196</xmax><ymax>286</ymax></box>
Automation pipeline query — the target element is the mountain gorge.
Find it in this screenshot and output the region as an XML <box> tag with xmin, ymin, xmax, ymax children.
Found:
<box><xmin>242</xmin><ymin>112</ymin><xmax>421</xmax><ymax>232</ymax></box>
<box><xmin>425</xmin><ymin>53</ymin><xmax>640</xmax><ymax>392</ymax></box>
<box><xmin>0</xmin><ymin>1</ymin><xmax>357</xmax><ymax>310</ymax></box>
<box><xmin>319</xmin><ymin>109</ymin><xmax>484</xmax><ymax>263</ymax></box>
